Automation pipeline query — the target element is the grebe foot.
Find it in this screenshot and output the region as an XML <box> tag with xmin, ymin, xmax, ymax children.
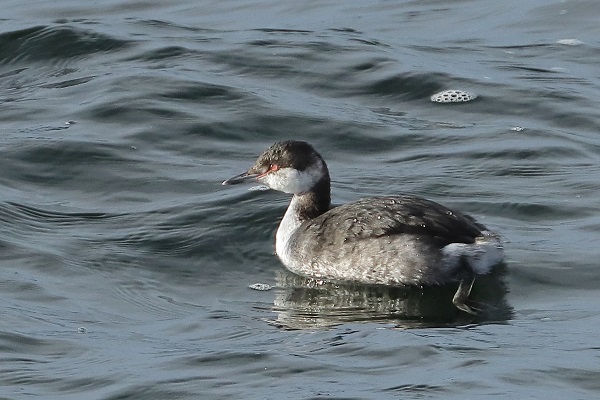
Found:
<box><xmin>452</xmin><ymin>275</ymin><xmax>477</xmax><ymax>315</ymax></box>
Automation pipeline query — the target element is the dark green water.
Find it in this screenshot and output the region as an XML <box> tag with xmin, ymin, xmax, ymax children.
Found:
<box><xmin>1</xmin><ymin>0</ymin><xmax>600</xmax><ymax>399</ymax></box>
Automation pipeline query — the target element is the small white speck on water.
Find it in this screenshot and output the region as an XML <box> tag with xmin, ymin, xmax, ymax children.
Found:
<box><xmin>510</xmin><ymin>126</ymin><xmax>525</xmax><ymax>132</ymax></box>
<box><xmin>248</xmin><ymin>283</ymin><xmax>272</xmax><ymax>291</ymax></box>
<box><xmin>557</xmin><ymin>38</ymin><xmax>583</xmax><ymax>46</ymax></box>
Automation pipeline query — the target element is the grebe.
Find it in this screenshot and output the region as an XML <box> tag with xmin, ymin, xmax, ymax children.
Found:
<box><xmin>223</xmin><ymin>141</ymin><xmax>504</xmax><ymax>314</ymax></box>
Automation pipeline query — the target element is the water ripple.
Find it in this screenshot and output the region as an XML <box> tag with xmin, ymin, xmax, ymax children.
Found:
<box><xmin>1</xmin><ymin>1</ymin><xmax>600</xmax><ymax>399</ymax></box>
<box><xmin>0</xmin><ymin>25</ymin><xmax>131</xmax><ymax>64</ymax></box>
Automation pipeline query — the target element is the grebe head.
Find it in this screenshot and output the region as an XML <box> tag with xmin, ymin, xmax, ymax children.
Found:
<box><xmin>222</xmin><ymin>141</ymin><xmax>329</xmax><ymax>194</ymax></box>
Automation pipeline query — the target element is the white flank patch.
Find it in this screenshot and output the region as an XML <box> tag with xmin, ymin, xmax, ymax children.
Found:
<box><xmin>442</xmin><ymin>233</ymin><xmax>504</xmax><ymax>275</ymax></box>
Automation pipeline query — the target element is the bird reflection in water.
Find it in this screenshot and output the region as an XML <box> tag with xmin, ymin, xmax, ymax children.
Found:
<box><xmin>269</xmin><ymin>266</ymin><xmax>512</xmax><ymax>330</ymax></box>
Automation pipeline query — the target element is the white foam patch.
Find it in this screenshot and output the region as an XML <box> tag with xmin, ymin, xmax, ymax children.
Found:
<box><xmin>431</xmin><ymin>89</ymin><xmax>477</xmax><ymax>103</ymax></box>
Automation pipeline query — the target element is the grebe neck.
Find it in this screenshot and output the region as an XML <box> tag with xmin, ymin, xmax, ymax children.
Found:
<box><xmin>275</xmin><ymin>176</ymin><xmax>330</xmax><ymax>261</ymax></box>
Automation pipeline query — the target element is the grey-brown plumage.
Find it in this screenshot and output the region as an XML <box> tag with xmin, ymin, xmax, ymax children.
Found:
<box><xmin>299</xmin><ymin>196</ymin><xmax>484</xmax><ymax>246</ymax></box>
<box><xmin>223</xmin><ymin>141</ymin><xmax>504</xmax><ymax>313</ymax></box>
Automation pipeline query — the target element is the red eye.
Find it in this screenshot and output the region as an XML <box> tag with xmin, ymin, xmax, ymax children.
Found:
<box><xmin>257</xmin><ymin>164</ymin><xmax>278</xmax><ymax>179</ymax></box>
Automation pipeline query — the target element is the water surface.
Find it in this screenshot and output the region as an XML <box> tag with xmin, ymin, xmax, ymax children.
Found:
<box><xmin>1</xmin><ymin>0</ymin><xmax>600</xmax><ymax>399</ymax></box>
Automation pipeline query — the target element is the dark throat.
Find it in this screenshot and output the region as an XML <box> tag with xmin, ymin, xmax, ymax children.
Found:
<box><xmin>295</xmin><ymin>176</ymin><xmax>331</xmax><ymax>222</ymax></box>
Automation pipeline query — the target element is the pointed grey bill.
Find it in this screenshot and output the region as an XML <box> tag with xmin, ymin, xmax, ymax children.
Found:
<box><xmin>222</xmin><ymin>171</ymin><xmax>259</xmax><ymax>185</ymax></box>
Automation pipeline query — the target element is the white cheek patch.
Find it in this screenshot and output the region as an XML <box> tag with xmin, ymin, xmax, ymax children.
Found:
<box><xmin>261</xmin><ymin>168</ymin><xmax>297</xmax><ymax>193</ymax></box>
<box><xmin>260</xmin><ymin>162</ymin><xmax>323</xmax><ymax>194</ymax></box>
